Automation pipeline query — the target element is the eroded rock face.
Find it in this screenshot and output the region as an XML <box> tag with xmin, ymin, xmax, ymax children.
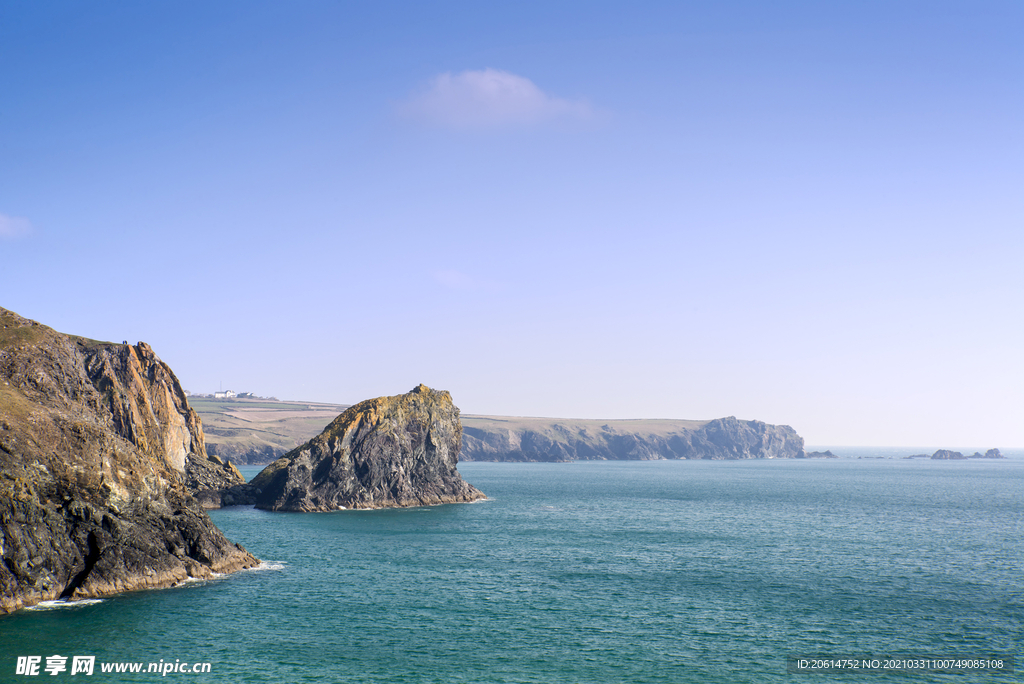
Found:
<box><xmin>250</xmin><ymin>384</ymin><xmax>485</xmax><ymax>511</ymax></box>
<box><xmin>672</xmin><ymin>416</ymin><xmax>805</xmax><ymax>460</ymax></box>
<box><xmin>460</xmin><ymin>416</ymin><xmax>806</xmax><ymax>462</ymax></box>
<box><xmin>0</xmin><ymin>307</ymin><xmax>257</xmax><ymax>614</ymax></box>
<box><xmin>77</xmin><ymin>339</ymin><xmax>245</xmax><ymax>506</ymax></box>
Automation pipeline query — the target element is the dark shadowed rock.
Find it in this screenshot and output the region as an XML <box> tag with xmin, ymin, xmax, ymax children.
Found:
<box><xmin>0</xmin><ymin>307</ymin><xmax>258</xmax><ymax>614</ymax></box>
<box><xmin>931</xmin><ymin>449</ymin><xmax>967</xmax><ymax>460</ymax></box>
<box><xmin>249</xmin><ymin>385</ymin><xmax>485</xmax><ymax>511</ymax></box>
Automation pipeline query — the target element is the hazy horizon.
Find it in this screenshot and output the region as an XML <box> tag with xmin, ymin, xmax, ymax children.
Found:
<box><xmin>2</xmin><ymin>2</ymin><xmax>1021</xmax><ymax>447</ymax></box>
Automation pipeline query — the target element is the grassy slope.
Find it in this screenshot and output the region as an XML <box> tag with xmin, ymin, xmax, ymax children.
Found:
<box><xmin>461</xmin><ymin>415</ymin><xmax>710</xmax><ymax>441</ymax></box>
<box><xmin>190</xmin><ymin>398</ymin><xmax>349</xmax><ymax>461</ymax></box>
<box><xmin>191</xmin><ymin>399</ymin><xmax>716</xmax><ymax>464</ymax></box>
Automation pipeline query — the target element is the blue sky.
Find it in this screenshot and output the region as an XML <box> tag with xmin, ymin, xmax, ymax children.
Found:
<box><xmin>2</xmin><ymin>1</ymin><xmax>1021</xmax><ymax>447</ymax></box>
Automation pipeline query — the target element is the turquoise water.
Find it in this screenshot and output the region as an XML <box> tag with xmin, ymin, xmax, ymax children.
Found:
<box><xmin>2</xmin><ymin>455</ymin><xmax>1021</xmax><ymax>683</ymax></box>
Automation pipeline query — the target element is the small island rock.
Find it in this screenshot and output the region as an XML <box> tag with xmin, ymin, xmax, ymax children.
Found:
<box><xmin>250</xmin><ymin>385</ymin><xmax>485</xmax><ymax>511</ymax></box>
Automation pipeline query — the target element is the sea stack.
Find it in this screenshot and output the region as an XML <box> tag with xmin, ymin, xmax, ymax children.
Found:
<box><xmin>0</xmin><ymin>307</ymin><xmax>258</xmax><ymax>614</ymax></box>
<box><xmin>250</xmin><ymin>384</ymin><xmax>485</xmax><ymax>511</ymax></box>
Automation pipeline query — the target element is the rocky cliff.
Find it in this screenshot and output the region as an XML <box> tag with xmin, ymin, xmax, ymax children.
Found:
<box><xmin>249</xmin><ymin>384</ymin><xmax>485</xmax><ymax>511</ymax></box>
<box><xmin>0</xmin><ymin>307</ymin><xmax>257</xmax><ymax>613</ymax></box>
<box><xmin>76</xmin><ymin>338</ymin><xmax>246</xmax><ymax>507</ymax></box>
<box><xmin>460</xmin><ymin>415</ymin><xmax>806</xmax><ymax>462</ymax></box>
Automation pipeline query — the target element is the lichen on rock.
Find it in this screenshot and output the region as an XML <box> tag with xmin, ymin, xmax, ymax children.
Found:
<box><xmin>0</xmin><ymin>307</ymin><xmax>258</xmax><ymax>614</ymax></box>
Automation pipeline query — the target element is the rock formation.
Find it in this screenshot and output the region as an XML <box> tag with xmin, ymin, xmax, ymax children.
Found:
<box><xmin>74</xmin><ymin>337</ymin><xmax>247</xmax><ymax>507</ymax></box>
<box><xmin>0</xmin><ymin>307</ymin><xmax>257</xmax><ymax>614</ymax></box>
<box><xmin>930</xmin><ymin>448</ymin><xmax>1004</xmax><ymax>460</ymax></box>
<box><xmin>249</xmin><ymin>384</ymin><xmax>485</xmax><ymax>511</ymax></box>
<box><xmin>460</xmin><ymin>415</ymin><xmax>806</xmax><ymax>462</ymax></box>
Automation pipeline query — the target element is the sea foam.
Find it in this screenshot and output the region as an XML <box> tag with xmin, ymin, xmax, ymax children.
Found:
<box><xmin>28</xmin><ymin>598</ymin><xmax>106</xmax><ymax>610</ymax></box>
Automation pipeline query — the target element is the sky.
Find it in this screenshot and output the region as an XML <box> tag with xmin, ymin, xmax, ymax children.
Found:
<box><xmin>1</xmin><ymin>1</ymin><xmax>1021</xmax><ymax>447</ymax></box>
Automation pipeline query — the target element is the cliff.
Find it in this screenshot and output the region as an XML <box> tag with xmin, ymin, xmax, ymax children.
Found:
<box><xmin>249</xmin><ymin>385</ymin><xmax>485</xmax><ymax>511</ymax></box>
<box><xmin>460</xmin><ymin>415</ymin><xmax>806</xmax><ymax>462</ymax></box>
<box><xmin>76</xmin><ymin>338</ymin><xmax>246</xmax><ymax>507</ymax></box>
<box><xmin>0</xmin><ymin>307</ymin><xmax>257</xmax><ymax>614</ymax></box>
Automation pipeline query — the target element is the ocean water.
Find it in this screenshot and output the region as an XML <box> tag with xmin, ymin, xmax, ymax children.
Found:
<box><xmin>2</xmin><ymin>453</ymin><xmax>1021</xmax><ymax>683</ymax></box>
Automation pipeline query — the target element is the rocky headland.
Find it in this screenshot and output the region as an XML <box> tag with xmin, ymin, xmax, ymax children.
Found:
<box><xmin>459</xmin><ymin>415</ymin><xmax>807</xmax><ymax>462</ymax></box>
<box><xmin>0</xmin><ymin>307</ymin><xmax>258</xmax><ymax>614</ymax></box>
<box><xmin>246</xmin><ymin>385</ymin><xmax>485</xmax><ymax>511</ymax></box>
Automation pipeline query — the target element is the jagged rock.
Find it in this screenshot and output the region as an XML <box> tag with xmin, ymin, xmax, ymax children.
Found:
<box><xmin>971</xmin><ymin>448</ymin><xmax>1004</xmax><ymax>459</ymax></box>
<box><xmin>931</xmin><ymin>449</ymin><xmax>967</xmax><ymax>460</ymax></box>
<box><xmin>73</xmin><ymin>339</ymin><xmax>245</xmax><ymax>507</ymax></box>
<box><xmin>0</xmin><ymin>307</ymin><xmax>258</xmax><ymax>614</ymax></box>
<box><xmin>460</xmin><ymin>415</ymin><xmax>805</xmax><ymax>462</ymax></box>
<box><xmin>671</xmin><ymin>416</ymin><xmax>804</xmax><ymax>460</ymax></box>
<box><xmin>803</xmin><ymin>450</ymin><xmax>838</xmax><ymax>458</ymax></box>
<box><xmin>248</xmin><ymin>384</ymin><xmax>485</xmax><ymax>511</ymax></box>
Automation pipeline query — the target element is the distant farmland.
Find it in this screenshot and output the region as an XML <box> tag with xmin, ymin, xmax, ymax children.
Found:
<box><xmin>190</xmin><ymin>397</ymin><xmax>348</xmax><ymax>464</ymax></box>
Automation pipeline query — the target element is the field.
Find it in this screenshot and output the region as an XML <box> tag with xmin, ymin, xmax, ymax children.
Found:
<box><xmin>190</xmin><ymin>398</ymin><xmax>718</xmax><ymax>464</ymax></box>
<box><xmin>461</xmin><ymin>415</ymin><xmax>709</xmax><ymax>441</ymax></box>
<box><xmin>190</xmin><ymin>397</ymin><xmax>349</xmax><ymax>464</ymax></box>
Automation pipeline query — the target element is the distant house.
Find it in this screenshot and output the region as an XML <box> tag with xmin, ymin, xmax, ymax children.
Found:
<box><xmin>238</xmin><ymin>392</ymin><xmax>257</xmax><ymax>399</ymax></box>
<box><xmin>214</xmin><ymin>390</ymin><xmax>237</xmax><ymax>399</ymax></box>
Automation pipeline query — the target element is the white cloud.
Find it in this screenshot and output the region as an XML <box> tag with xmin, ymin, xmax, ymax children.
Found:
<box><xmin>401</xmin><ymin>69</ymin><xmax>594</xmax><ymax>129</ymax></box>
<box><xmin>0</xmin><ymin>213</ymin><xmax>32</xmax><ymax>239</ymax></box>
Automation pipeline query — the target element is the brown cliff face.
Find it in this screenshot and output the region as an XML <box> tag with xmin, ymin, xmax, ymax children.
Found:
<box><xmin>250</xmin><ymin>384</ymin><xmax>485</xmax><ymax>511</ymax></box>
<box><xmin>0</xmin><ymin>307</ymin><xmax>257</xmax><ymax>614</ymax></box>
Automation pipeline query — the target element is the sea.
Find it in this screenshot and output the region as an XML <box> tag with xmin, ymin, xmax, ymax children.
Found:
<box><xmin>2</xmin><ymin>449</ymin><xmax>1021</xmax><ymax>683</ymax></box>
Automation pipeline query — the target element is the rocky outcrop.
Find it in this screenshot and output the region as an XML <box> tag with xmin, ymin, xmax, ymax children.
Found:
<box><xmin>460</xmin><ymin>415</ymin><xmax>805</xmax><ymax>462</ymax></box>
<box><xmin>930</xmin><ymin>448</ymin><xmax>1004</xmax><ymax>460</ymax></box>
<box><xmin>249</xmin><ymin>385</ymin><xmax>484</xmax><ymax>511</ymax></box>
<box><xmin>0</xmin><ymin>307</ymin><xmax>258</xmax><ymax>614</ymax></box>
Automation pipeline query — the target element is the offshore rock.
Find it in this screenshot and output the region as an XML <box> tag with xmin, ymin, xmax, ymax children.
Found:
<box><xmin>803</xmin><ymin>450</ymin><xmax>838</xmax><ymax>459</ymax></box>
<box><xmin>0</xmin><ymin>307</ymin><xmax>258</xmax><ymax>614</ymax></box>
<box><xmin>930</xmin><ymin>448</ymin><xmax>1004</xmax><ymax>460</ymax></box>
<box><xmin>250</xmin><ymin>385</ymin><xmax>485</xmax><ymax>511</ymax></box>
<box><xmin>460</xmin><ymin>415</ymin><xmax>805</xmax><ymax>462</ymax></box>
